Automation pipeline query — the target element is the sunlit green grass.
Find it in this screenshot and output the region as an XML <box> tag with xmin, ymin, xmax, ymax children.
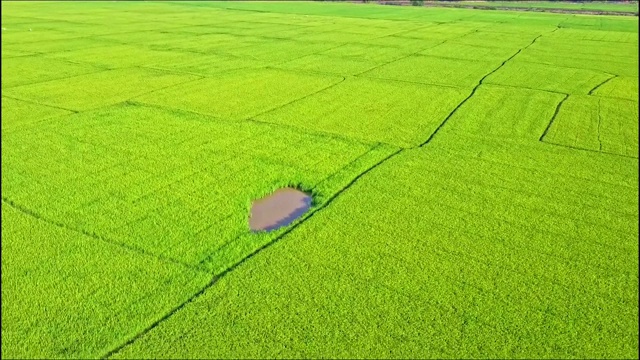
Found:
<box><xmin>2</xmin><ymin>1</ymin><xmax>638</xmax><ymax>358</ymax></box>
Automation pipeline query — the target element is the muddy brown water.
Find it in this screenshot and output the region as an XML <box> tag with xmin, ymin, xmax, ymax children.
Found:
<box><xmin>249</xmin><ymin>188</ymin><xmax>312</xmax><ymax>232</ymax></box>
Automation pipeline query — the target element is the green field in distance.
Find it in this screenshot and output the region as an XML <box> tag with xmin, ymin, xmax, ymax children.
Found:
<box><xmin>2</xmin><ymin>1</ymin><xmax>638</xmax><ymax>358</ymax></box>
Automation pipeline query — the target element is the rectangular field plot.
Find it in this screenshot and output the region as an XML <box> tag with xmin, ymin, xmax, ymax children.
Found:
<box><xmin>357</xmin><ymin>34</ymin><xmax>444</xmax><ymax>49</ymax></box>
<box><xmin>362</xmin><ymin>54</ymin><xmax>495</xmax><ymax>88</ymax></box>
<box><xmin>592</xmin><ymin>76</ymin><xmax>639</xmax><ymax>101</ymax></box>
<box><xmin>3</xmin><ymin>67</ymin><xmax>199</xmax><ymax>111</ymax></box>
<box><xmin>321</xmin><ymin>43</ymin><xmax>415</xmax><ymax>63</ymax></box>
<box><xmin>277</xmin><ymin>54</ymin><xmax>378</xmax><ymax>76</ymax></box>
<box><xmin>2</xmin><ymin>36</ymin><xmax>118</xmax><ymax>56</ymax></box>
<box><xmin>45</xmin><ymin>44</ymin><xmax>201</xmax><ymax>69</ymax></box>
<box><xmin>1</xmin><ymin>201</ymin><xmax>211</xmax><ymax>359</ymax></box>
<box><xmin>559</xmin><ymin>15</ymin><xmax>639</xmax><ymax>32</ymax></box>
<box><xmin>484</xmin><ymin>60</ymin><xmax>612</xmax><ymax>95</ymax></box>
<box><xmin>1</xmin><ymin>55</ymin><xmax>101</xmax><ymax>89</ymax></box>
<box><xmin>520</xmin><ymin>33</ymin><xmax>639</xmax><ymax>77</ymax></box>
<box><xmin>450</xmin><ymin>30</ymin><xmax>538</xmax><ymax>49</ymax></box>
<box><xmin>0</xmin><ymin>48</ymin><xmax>35</xmax><ymax>59</ymax></box>
<box><xmin>130</xmin><ymin>33</ymin><xmax>262</xmax><ymax>56</ymax></box>
<box><xmin>92</xmin><ymin>30</ymin><xmax>202</xmax><ymax>46</ymax></box>
<box><xmin>1</xmin><ymin>102</ymin><xmax>399</xmax><ymax>269</ymax></box>
<box><xmin>516</xmin><ymin>48</ymin><xmax>638</xmax><ymax>78</ymax></box>
<box><xmin>294</xmin><ymin>31</ymin><xmax>381</xmax><ymax>44</ymax></box>
<box><xmin>419</xmin><ymin>42</ymin><xmax>517</xmax><ymax>62</ymax></box>
<box><xmin>531</xmin><ymin>35</ymin><xmax>639</xmax><ymax>59</ymax></box>
<box><xmin>542</xmin><ymin>95</ymin><xmax>639</xmax><ymax>158</ymax></box>
<box><xmin>134</xmin><ymin>68</ymin><xmax>343</xmax><ymax>120</ymax></box>
<box><xmin>223</xmin><ymin>38</ymin><xmax>341</xmax><ymax>63</ymax></box>
<box><xmin>1</xmin><ymin>97</ymin><xmax>72</xmax><ymax>133</ymax></box>
<box><xmin>440</xmin><ymin>84</ymin><xmax>565</xmax><ymax>142</ymax></box>
<box><xmin>399</xmin><ymin>22</ymin><xmax>480</xmax><ymax>40</ymax></box>
<box><xmin>0</xmin><ymin>28</ymin><xmax>82</xmax><ymax>45</ymax></box>
<box><xmin>277</xmin><ymin>42</ymin><xmax>417</xmax><ymax>76</ymax></box>
<box><xmin>256</xmin><ymin>77</ymin><xmax>470</xmax><ymax>148</ymax></box>
<box><xmin>546</xmin><ymin>28</ymin><xmax>639</xmax><ymax>43</ymax></box>
<box><xmin>151</xmin><ymin>53</ymin><xmax>263</xmax><ymax>76</ymax></box>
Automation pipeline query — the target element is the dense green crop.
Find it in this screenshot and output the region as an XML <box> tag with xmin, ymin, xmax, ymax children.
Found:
<box><xmin>133</xmin><ymin>68</ymin><xmax>345</xmax><ymax>120</ymax></box>
<box><xmin>114</xmin><ymin>140</ymin><xmax>639</xmax><ymax>359</ymax></box>
<box><xmin>4</xmin><ymin>68</ymin><xmax>200</xmax><ymax>111</ymax></box>
<box><xmin>1</xmin><ymin>201</ymin><xmax>212</xmax><ymax>359</ymax></box>
<box><xmin>456</xmin><ymin>1</ymin><xmax>639</xmax><ymax>13</ymax></box>
<box><xmin>1</xmin><ymin>56</ymin><xmax>100</xmax><ymax>88</ymax></box>
<box><xmin>2</xmin><ymin>103</ymin><xmax>397</xmax><ymax>269</ymax></box>
<box><xmin>2</xmin><ymin>0</ymin><xmax>638</xmax><ymax>358</ymax></box>
<box><xmin>257</xmin><ymin>76</ymin><xmax>470</xmax><ymax>147</ymax></box>
<box><xmin>441</xmin><ymin>84</ymin><xmax>565</xmax><ymax>141</ymax></box>
<box><xmin>593</xmin><ymin>76</ymin><xmax>640</xmax><ymax>100</ymax></box>
<box><xmin>543</xmin><ymin>95</ymin><xmax>638</xmax><ymax>157</ymax></box>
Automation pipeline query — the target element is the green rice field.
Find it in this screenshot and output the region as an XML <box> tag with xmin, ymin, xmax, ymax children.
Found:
<box><xmin>1</xmin><ymin>1</ymin><xmax>638</xmax><ymax>358</ymax></box>
<box><xmin>454</xmin><ymin>1</ymin><xmax>639</xmax><ymax>13</ymax></box>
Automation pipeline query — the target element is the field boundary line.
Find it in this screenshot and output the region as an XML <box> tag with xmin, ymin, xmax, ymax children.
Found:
<box><xmin>420</xmin><ymin>31</ymin><xmax>550</xmax><ymax>147</ymax></box>
<box><xmin>267</xmin><ymin>23</ymin><xmax>434</xmax><ymax>69</ymax></box>
<box><xmin>249</xmin><ymin>76</ymin><xmax>347</xmax><ymax>119</ymax></box>
<box><xmin>355</xmin><ymin>38</ymin><xmax>452</xmax><ymax>77</ymax></box>
<box><xmin>493</xmin><ymin>57</ymin><xmax>622</xmax><ymax>76</ymax></box>
<box><xmin>1</xmin><ymin>197</ymin><xmax>212</xmax><ymax>275</ymax></box>
<box><xmin>0</xmin><ymin>22</ymin><xmax>201</xmax><ymax>47</ymax></box>
<box><xmin>539</xmin><ymin>93</ymin><xmax>569</xmax><ymax>141</ymax></box>
<box><xmin>355</xmin><ymin>74</ymin><xmax>465</xmax><ymax>90</ymax></box>
<box><xmin>440</xmin><ymin>143</ymin><xmax>639</xmax><ymax>189</ymax></box>
<box><xmin>194</xmin><ymin>142</ymin><xmax>394</xmax><ymax>266</ymax></box>
<box><xmin>39</xmin><ymin>55</ymin><xmax>115</xmax><ymax>71</ymax></box>
<box><xmin>1</xmin><ymin>66</ymin><xmax>109</xmax><ymax>91</ymax></box>
<box><xmin>125</xmin><ymin>98</ymin><xmax>382</xmax><ymax>148</ymax></box>
<box><xmin>4</xmin><ymin>69</ymin><xmax>204</xmax><ymax>116</ymax></box>
<box><xmin>265</xmin><ymin>64</ymin><xmax>354</xmax><ymax>78</ymax></box>
<box><xmin>539</xmin><ymin>90</ymin><xmax>637</xmax><ymax>159</ymax></box>
<box><xmin>487</xmin><ymin>82</ymin><xmax>569</xmax><ymax>96</ymax></box>
<box><xmin>588</xmin><ymin>94</ymin><xmax>639</xmax><ymax>102</ymax></box>
<box><xmin>122</xmin><ymin>71</ymin><xmax>204</xmax><ymax>103</ymax></box>
<box><xmin>314</xmin><ymin>142</ymin><xmax>386</xmax><ymax>186</ymax></box>
<box><xmin>1</xmin><ymin>66</ymin><xmax>119</xmax><ymax>90</ymax></box>
<box><xmin>1</xmin><ymin>94</ymin><xmax>79</xmax><ymax>113</ymax></box>
<box><xmin>541</xmin><ymin>141</ymin><xmax>639</xmax><ymax>160</ymax></box>
<box><xmin>270</xmin><ymin>42</ymin><xmax>354</xmax><ymax>68</ymax></box>
<box><xmin>597</xmin><ymin>98</ymin><xmax>604</xmax><ymax>151</ymax></box>
<box><xmin>101</xmin><ymin>276</ymin><xmax>219</xmax><ymax>359</ymax></box>
<box><xmin>352</xmin><ymin>24</ymin><xmax>489</xmax><ymax>78</ymax></box>
<box><xmin>589</xmin><ymin>74</ymin><xmax>619</xmax><ymax>95</ymax></box>
<box><xmin>246</xmin><ymin>116</ymin><xmax>389</xmax><ymax>148</ymax></box>
<box><xmin>141</xmin><ymin>64</ymin><xmax>267</xmax><ymax>80</ymax></box>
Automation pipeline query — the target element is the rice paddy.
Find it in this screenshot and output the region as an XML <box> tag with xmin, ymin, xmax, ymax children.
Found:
<box><xmin>2</xmin><ymin>1</ymin><xmax>638</xmax><ymax>358</ymax></box>
<box><xmin>454</xmin><ymin>1</ymin><xmax>639</xmax><ymax>14</ymax></box>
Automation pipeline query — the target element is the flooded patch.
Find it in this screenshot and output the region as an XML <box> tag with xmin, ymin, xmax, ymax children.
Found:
<box><xmin>249</xmin><ymin>188</ymin><xmax>312</xmax><ymax>232</ymax></box>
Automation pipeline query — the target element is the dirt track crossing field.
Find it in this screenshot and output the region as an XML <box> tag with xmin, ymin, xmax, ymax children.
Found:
<box><xmin>1</xmin><ymin>1</ymin><xmax>638</xmax><ymax>358</ymax></box>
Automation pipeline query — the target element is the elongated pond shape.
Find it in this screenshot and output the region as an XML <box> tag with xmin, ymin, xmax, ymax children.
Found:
<box><xmin>249</xmin><ymin>188</ymin><xmax>312</xmax><ymax>232</ymax></box>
